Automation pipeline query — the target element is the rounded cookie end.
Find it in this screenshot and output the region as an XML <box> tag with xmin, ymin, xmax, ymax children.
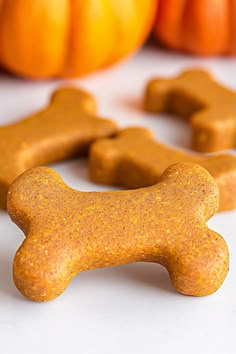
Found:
<box><xmin>169</xmin><ymin>228</ymin><xmax>229</xmax><ymax>297</ymax></box>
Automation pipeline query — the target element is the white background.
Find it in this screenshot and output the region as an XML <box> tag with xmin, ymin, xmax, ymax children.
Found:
<box><xmin>0</xmin><ymin>46</ymin><xmax>235</xmax><ymax>354</ymax></box>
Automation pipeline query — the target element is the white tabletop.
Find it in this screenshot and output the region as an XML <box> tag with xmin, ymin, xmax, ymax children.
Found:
<box><xmin>0</xmin><ymin>46</ymin><xmax>235</xmax><ymax>354</ymax></box>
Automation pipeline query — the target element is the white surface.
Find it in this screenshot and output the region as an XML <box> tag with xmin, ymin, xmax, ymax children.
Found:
<box><xmin>0</xmin><ymin>47</ymin><xmax>235</xmax><ymax>354</ymax></box>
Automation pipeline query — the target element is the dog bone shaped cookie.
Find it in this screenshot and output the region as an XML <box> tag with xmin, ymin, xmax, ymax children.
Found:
<box><xmin>0</xmin><ymin>87</ymin><xmax>117</xmax><ymax>209</ymax></box>
<box><xmin>89</xmin><ymin>127</ymin><xmax>236</xmax><ymax>212</ymax></box>
<box><xmin>144</xmin><ymin>69</ymin><xmax>236</xmax><ymax>152</ymax></box>
<box><xmin>8</xmin><ymin>163</ymin><xmax>228</xmax><ymax>301</ymax></box>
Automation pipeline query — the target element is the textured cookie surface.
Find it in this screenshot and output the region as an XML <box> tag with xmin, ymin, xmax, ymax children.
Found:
<box><xmin>0</xmin><ymin>87</ymin><xmax>117</xmax><ymax>209</ymax></box>
<box><xmin>89</xmin><ymin>127</ymin><xmax>236</xmax><ymax>211</ymax></box>
<box><xmin>144</xmin><ymin>69</ymin><xmax>236</xmax><ymax>152</ymax></box>
<box><xmin>8</xmin><ymin>163</ymin><xmax>229</xmax><ymax>301</ymax></box>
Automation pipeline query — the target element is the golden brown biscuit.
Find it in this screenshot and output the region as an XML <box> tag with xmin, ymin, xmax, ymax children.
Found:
<box><xmin>89</xmin><ymin>127</ymin><xmax>236</xmax><ymax>212</ymax></box>
<box><xmin>8</xmin><ymin>163</ymin><xmax>228</xmax><ymax>301</ymax></box>
<box><xmin>0</xmin><ymin>87</ymin><xmax>117</xmax><ymax>209</ymax></box>
<box><xmin>144</xmin><ymin>69</ymin><xmax>236</xmax><ymax>152</ymax></box>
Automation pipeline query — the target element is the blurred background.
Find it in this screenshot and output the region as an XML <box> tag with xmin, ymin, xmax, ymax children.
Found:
<box><xmin>0</xmin><ymin>0</ymin><xmax>235</xmax><ymax>79</ymax></box>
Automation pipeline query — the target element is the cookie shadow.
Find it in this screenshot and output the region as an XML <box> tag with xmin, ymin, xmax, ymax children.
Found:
<box><xmin>111</xmin><ymin>263</ymin><xmax>176</xmax><ymax>295</ymax></box>
<box><xmin>77</xmin><ymin>262</ymin><xmax>177</xmax><ymax>296</ymax></box>
<box><xmin>0</xmin><ymin>247</ymin><xmax>23</xmax><ymax>301</ymax></box>
<box><xmin>67</xmin><ymin>158</ymin><xmax>90</xmax><ymax>183</ymax></box>
<box><xmin>119</xmin><ymin>96</ymin><xmax>144</xmax><ymax>115</ymax></box>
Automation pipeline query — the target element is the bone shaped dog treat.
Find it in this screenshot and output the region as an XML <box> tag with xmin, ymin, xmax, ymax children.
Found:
<box><xmin>89</xmin><ymin>127</ymin><xmax>236</xmax><ymax>212</ymax></box>
<box><xmin>8</xmin><ymin>163</ymin><xmax>228</xmax><ymax>301</ymax></box>
<box><xmin>0</xmin><ymin>87</ymin><xmax>117</xmax><ymax>209</ymax></box>
<box><xmin>144</xmin><ymin>69</ymin><xmax>236</xmax><ymax>152</ymax></box>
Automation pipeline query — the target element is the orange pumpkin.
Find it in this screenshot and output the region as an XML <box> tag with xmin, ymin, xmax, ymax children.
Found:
<box><xmin>154</xmin><ymin>0</ymin><xmax>236</xmax><ymax>55</ymax></box>
<box><xmin>0</xmin><ymin>0</ymin><xmax>157</xmax><ymax>78</ymax></box>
